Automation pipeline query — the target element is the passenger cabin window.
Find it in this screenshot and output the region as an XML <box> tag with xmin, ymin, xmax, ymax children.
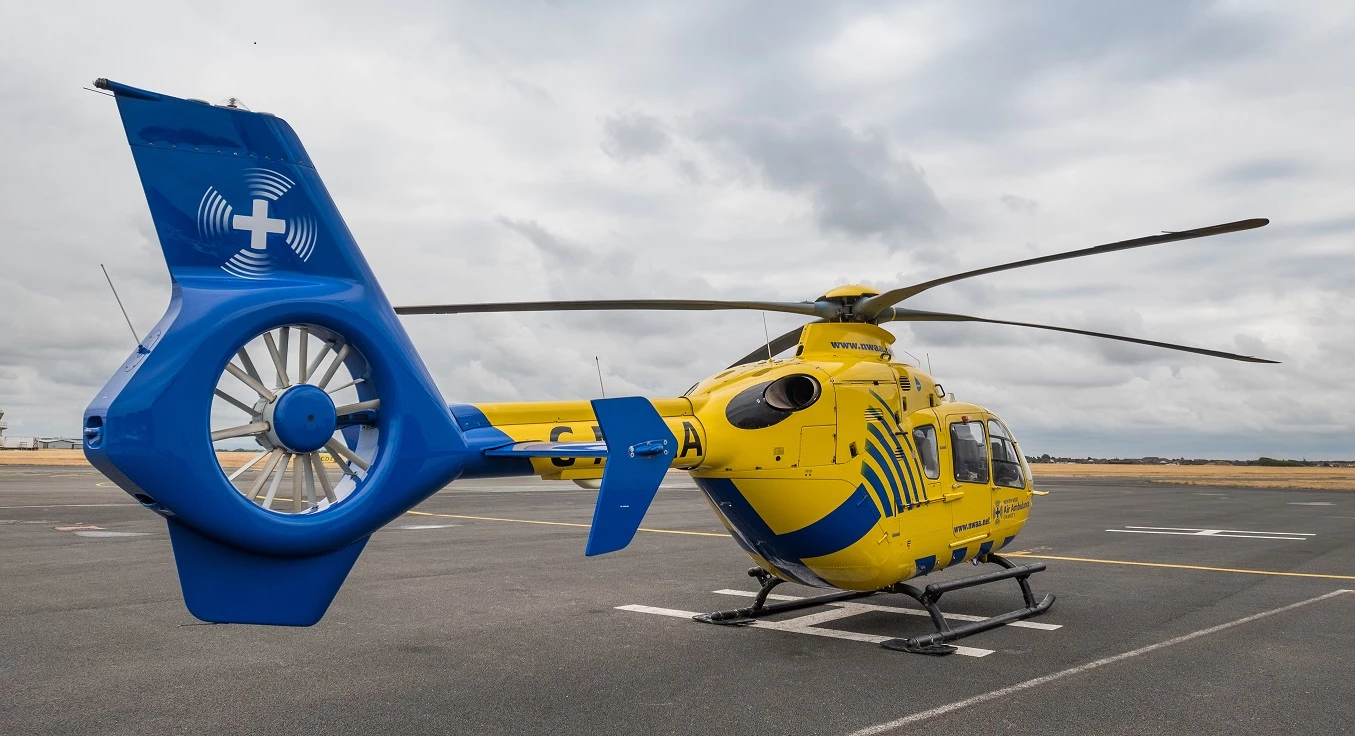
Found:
<box><xmin>949</xmin><ymin>420</ymin><xmax>989</xmax><ymax>484</ymax></box>
<box><xmin>913</xmin><ymin>425</ymin><xmax>940</xmax><ymax>480</ymax></box>
<box><xmin>988</xmin><ymin>419</ymin><xmax>1025</xmax><ymax>489</ymax></box>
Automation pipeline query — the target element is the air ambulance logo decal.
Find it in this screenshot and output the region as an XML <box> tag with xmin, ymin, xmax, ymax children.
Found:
<box><xmin>195</xmin><ymin>168</ymin><xmax>318</xmax><ymax>279</ymax></box>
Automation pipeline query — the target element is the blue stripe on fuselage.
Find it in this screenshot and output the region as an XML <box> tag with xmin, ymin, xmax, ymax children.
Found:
<box><xmin>863</xmin><ymin>445</ymin><xmax>901</xmax><ymax>514</ymax></box>
<box><xmin>866</xmin><ymin>423</ymin><xmax>912</xmax><ymax>508</ymax></box>
<box><xmin>694</xmin><ymin>477</ymin><xmax>882</xmax><ymax>588</ymax></box>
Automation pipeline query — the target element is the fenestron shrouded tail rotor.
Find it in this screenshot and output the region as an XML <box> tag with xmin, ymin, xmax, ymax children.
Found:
<box><xmin>84</xmin><ymin>79</ymin><xmax>469</xmax><ymax>626</ymax></box>
<box><xmin>210</xmin><ymin>324</ymin><xmax>379</xmax><ymax>514</ymax></box>
<box><xmin>395</xmin><ymin>218</ymin><xmax>1275</xmax><ymax>366</ymax></box>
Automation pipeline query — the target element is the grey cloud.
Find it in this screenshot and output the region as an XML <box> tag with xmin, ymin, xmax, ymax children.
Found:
<box><xmin>691</xmin><ymin>115</ymin><xmax>944</xmax><ymax>243</ymax></box>
<box><xmin>1215</xmin><ymin>158</ymin><xmax>1308</xmax><ymax>183</ymax></box>
<box><xmin>1</xmin><ymin>1</ymin><xmax>1351</xmax><ymax>460</ymax></box>
<box><xmin>1000</xmin><ymin>194</ymin><xmax>1038</xmax><ymax>215</ymax></box>
<box><xmin>600</xmin><ymin>111</ymin><xmax>670</xmax><ymax>162</ymax></box>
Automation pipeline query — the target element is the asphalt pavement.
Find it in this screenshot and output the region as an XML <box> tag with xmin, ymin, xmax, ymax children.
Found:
<box><xmin>2</xmin><ymin>467</ymin><xmax>1352</xmax><ymax>735</ymax></box>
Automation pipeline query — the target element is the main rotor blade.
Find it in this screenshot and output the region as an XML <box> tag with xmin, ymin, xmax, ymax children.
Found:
<box><xmin>395</xmin><ymin>299</ymin><xmax>829</xmax><ymax>319</ymax></box>
<box><xmin>728</xmin><ymin>323</ymin><xmax>814</xmax><ymax>368</ymax></box>
<box><xmin>856</xmin><ymin>218</ymin><xmax>1269</xmax><ymax>319</ymax></box>
<box><xmin>881</xmin><ymin>307</ymin><xmax>1278</xmax><ymax>363</ymax></box>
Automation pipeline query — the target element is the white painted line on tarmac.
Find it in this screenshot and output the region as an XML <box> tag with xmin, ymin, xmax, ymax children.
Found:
<box><xmin>72</xmin><ymin>530</ymin><xmax>150</xmax><ymax>538</ymax></box>
<box><xmin>0</xmin><ymin>503</ymin><xmax>136</xmax><ymax>509</ymax></box>
<box><xmin>1108</xmin><ymin>526</ymin><xmax>1313</xmax><ymax>541</ymax></box>
<box><xmin>615</xmin><ymin>604</ymin><xmax>702</xmax><ymax>618</ymax></box>
<box><xmin>712</xmin><ymin>589</ymin><xmax>1062</xmax><ymax>630</ymax></box>
<box><xmin>1288</xmin><ymin>502</ymin><xmax>1335</xmax><ymax>506</ymax></box>
<box><xmin>394</xmin><ymin>523</ymin><xmax>461</xmax><ymax>530</ymax></box>
<box><xmin>844</xmin><ymin>589</ymin><xmax>1354</xmax><ymax>736</ymax></box>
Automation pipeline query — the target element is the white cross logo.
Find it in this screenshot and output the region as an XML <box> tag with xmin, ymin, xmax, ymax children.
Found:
<box><xmin>232</xmin><ymin>198</ymin><xmax>287</xmax><ymax>250</ymax></box>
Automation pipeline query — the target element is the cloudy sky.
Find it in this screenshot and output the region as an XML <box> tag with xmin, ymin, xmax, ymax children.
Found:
<box><xmin>2</xmin><ymin>1</ymin><xmax>1352</xmax><ymax>458</ymax></box>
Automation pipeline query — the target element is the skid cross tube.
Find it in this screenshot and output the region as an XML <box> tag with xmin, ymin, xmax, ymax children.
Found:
<box><xmin>880</xmin><ymin>553</ymin><xmax>1055</xmax><ymax>655</ymax></box>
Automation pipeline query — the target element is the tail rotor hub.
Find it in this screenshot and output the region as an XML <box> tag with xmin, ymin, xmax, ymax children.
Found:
<box><xmin>264</xmin><ymin>385</ymin><xmax>338</xmax><ymax>453</ymax></box>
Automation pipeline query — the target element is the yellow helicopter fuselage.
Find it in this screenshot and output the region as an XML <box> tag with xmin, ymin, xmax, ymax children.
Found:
<box><xmin>456</xmin><ymin>322</ymin><xmax>1034</xmax><ymax>592</ymax></box>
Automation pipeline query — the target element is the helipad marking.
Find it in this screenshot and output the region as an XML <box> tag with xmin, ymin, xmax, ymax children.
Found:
<box><xmin>615</xmin><ymin>589</ymin><xmax>1067</xmax><ymax>658</ymax></box>
<box><xmin>1108</xmin><ymin>526</ymin><xmax>1313</xmax><ymax>541</ymax></box>
<box><xmin>713</xmin><ymin>589</ymin><xmax>1062</xmax><ymax>630</ymax></box>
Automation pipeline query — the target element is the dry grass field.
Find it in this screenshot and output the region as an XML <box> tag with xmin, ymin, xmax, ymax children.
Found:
<box><xmin>1031</xmin><ymin>462</ymin><xmax>1355</xmax><ymax>491</ymax></box>
<box><xmin>4</xmin><ymin>451</ymin><xmax>1351</xmax><ymax>490</ymax></box>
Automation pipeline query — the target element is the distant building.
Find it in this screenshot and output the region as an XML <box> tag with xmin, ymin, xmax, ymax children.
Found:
<box><xmin>0</xmin><ymin>409</ymin><xmax>53</xmax><ymax>450</ymax></box>
<box><xmin>38</xmin><ymin>438</ymin><xmax>83</xmax><ymax>450</ymax></box>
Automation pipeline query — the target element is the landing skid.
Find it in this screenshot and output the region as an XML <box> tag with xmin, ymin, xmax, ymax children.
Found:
<box><xmin>692</xmin><ymin>554</ymin><xmax>1055</xmax><ymax>656</ymax></box>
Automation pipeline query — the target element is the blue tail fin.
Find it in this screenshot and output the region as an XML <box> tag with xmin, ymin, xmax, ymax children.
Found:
<box><xmin>85</xmin><ymin>80</ymin><xmax>469</xmax><ymax>626</ymax></box>
<box><xmin>97</xmin><ymin>79</ymin><xmax>374</xmax><ymax>287</ymax></box>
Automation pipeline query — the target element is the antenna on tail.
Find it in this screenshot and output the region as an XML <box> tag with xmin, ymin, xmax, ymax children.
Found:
<box><xmin>100</xmin><ymin>264</ymin><xmax>145</xmax><ymax>352</ymax></box>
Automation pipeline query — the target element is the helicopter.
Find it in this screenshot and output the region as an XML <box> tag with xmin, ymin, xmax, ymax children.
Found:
<box><xmin>84</xmin><ymin>79</ymin><xmax>1274</xmax><ymax>655</ymax></box>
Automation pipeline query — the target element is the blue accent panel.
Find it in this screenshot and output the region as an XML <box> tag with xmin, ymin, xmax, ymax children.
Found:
<box><xmin>167</xmin><ymin>520</ymin><xmax>367</xmax><ymax>626</ymax></box>
<box><xmin>779</xmin><ymin>484</ymin><xmax>886</xmax><ymax>560</ymax></box>
<box><xmin>583</xmin><ymin>397</ymin><xmax>677</xmax><ymax>556</ymax></box>
<box><xmin>865</xmin><ymin>441</ymin><xmax>904</xmax><ymax>513</ymax></box>
<box><xmin>865</xmin><ymin>424</ymin><xmax>911</xmax><ymax>508</ymax></box>
<box><xmin>978</xmin><ymin>541</ymin><xmax>994</xmax><ymax>558</ymax></box>
<box><xmin>485</xmin><ymin>441</ymin><xmax>608</xmax><ymax>458</ymax></box>
<box><xmin>82</xmin><ymin>81</ymin><xmax>477</xmax><ymax>624</ymax></box>
<box><xmin>999</xmin><ymin>535</ymin><xmax>1016</xmax><ymax>551</ymax></box>
<box><xmin>914</xmin><ymin>555</ymin><xmax>937</xmax><ymax>576</ymax></box>
<box><xmin>949</xmin><ymin>547</ymin><xmax>968</xmax><ymax>567</ymax></box>
<box><xmin>694</xmin><ymin>478</ymin><xmax>882</xmax><ymax>587</ymax></box>
<box><xmin>899</xmin><ymin>434</ymin><xmax>926</xmax><ymax>501</ymax></box>
<box><xmin>860</xmin><ymin>461</ymin><xmax>894</xmax><ymax>517</ymax></box>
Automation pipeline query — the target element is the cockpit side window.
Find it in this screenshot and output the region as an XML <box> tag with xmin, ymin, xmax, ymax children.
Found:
<box><xmin>988</xmin><ymin>419</ymin><xmax>1025</xmax><ymax>489</ymax></box>
<box><xmin>949</xmin><ymin>420</ymin><xmax>989</xmax><ymax>484</ymax></box>
<box><xmin>912</xmin><ymin>424</ymin><xmax>940</xmax><ymax>480</ymax></box>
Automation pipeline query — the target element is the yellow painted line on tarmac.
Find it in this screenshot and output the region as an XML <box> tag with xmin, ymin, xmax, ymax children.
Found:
<box><xmin>405</xmin><ymin>509</ymin><xmax>730</xmax><ymax>538</ymax></box>
<box><xmin>1005</xmin><ymin>552</ymin><xmax>1355</xmax><ymax>581</ymax></box>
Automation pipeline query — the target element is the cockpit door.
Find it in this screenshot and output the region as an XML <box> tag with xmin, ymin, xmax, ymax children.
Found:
<box><xmin>940</xmin><ymin>412</ymin><xmax>995</xmax><ymax>548</ymax></box>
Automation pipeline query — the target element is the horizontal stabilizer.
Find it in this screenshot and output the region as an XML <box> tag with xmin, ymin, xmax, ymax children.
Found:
<box><xmin>484</xmin><ymin>441</ymin><xmax>608</xmax><ymax>458</ymax></box>
<box><xmin>585</xmin><ymin>397</ymin><xmax>677</xmax><ymax>556</ymax></box>
<box><xmin>167</xmin><ymin>520</ymin><xmax>368</xmax><ymax>626</ymax></box>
